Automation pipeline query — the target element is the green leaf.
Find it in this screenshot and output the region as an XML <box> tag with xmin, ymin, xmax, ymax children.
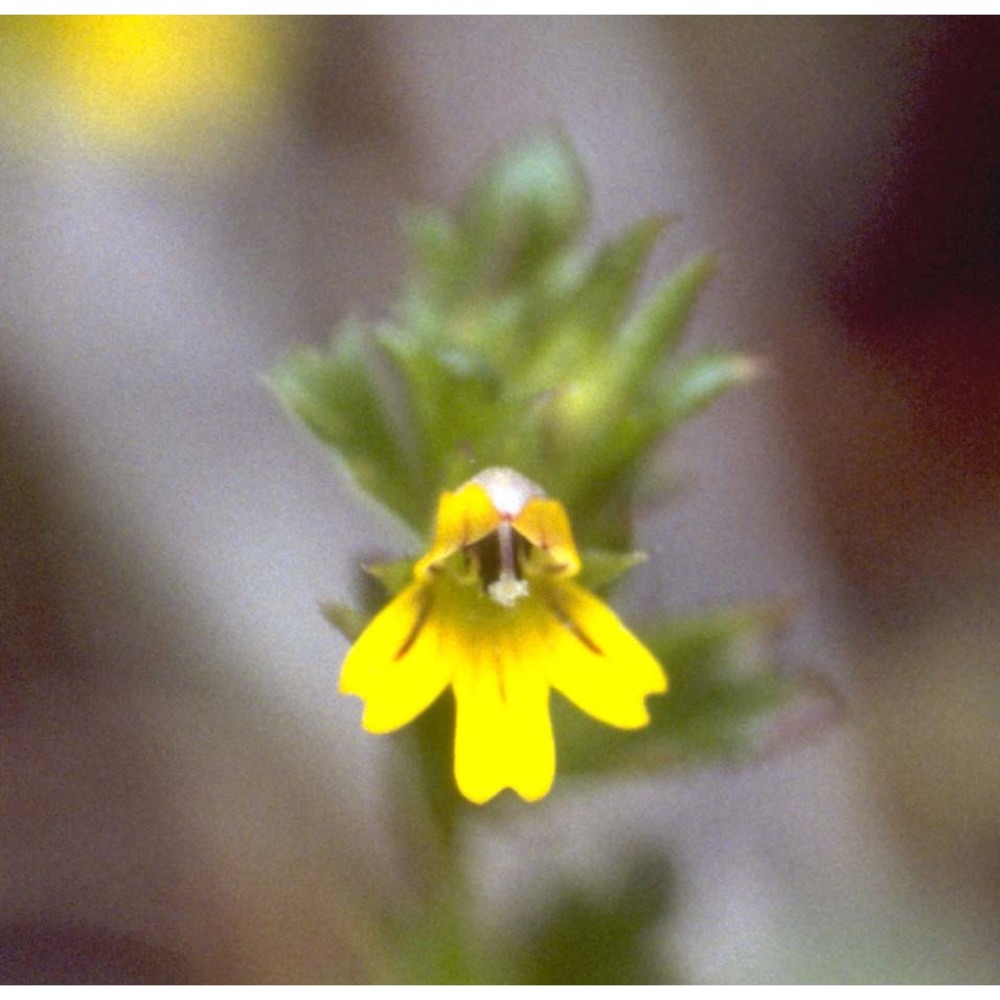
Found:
<box><xmin>377</xmin><ymin>331</ymin><xmax>508</xmax><ymax>487</ymax></box>
<box><xmin>404</xmin><ymin>205</ymin><xmax>461</xmax><ymax>294</ymax></box>
<box><xmin>656</xmin><ymin>351</ymin><xmax>759</xmax><ymax>428</ymax></box>
<box><xmin>577</xmin><ymin>548</ymin><xmax>648</xmax><ymax>592</ymax></box>
<box><xmin>319</xmin><ymin>600</ymin><xmax>369</xmax><ymax>642</ymax></box>
<box><xmin>459</xmin><ymin>133</ymin><xmax>589</xmax><ymax>293</ymax></box>
<box><xmin>559</xmin><ymin>216</ymin><xmax>667</xmax><ymax>345</ymax></box>
<box><xmin>618</xmin><ymin>252</ymin><xmax>716</xmax><ymax>366</ymax></box>
<box><xmin>365</xmin><ymin>557</ymin><xmax>415</xmax><ymax>596</ymax></box>
<box><xmin>268</xmin><ymin>328</ymin><xmax>430</xmax><ymax>530</ymax></box>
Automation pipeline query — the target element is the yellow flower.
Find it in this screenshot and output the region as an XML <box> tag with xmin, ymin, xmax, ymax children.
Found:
<box><xmin>9</xmin><ymin>16</ymin><xmax>284</xmax><ymax>161</ymax></box>
<box><xmin>340</xmin><ymin>468</ymin><xmax>667</xmax><ymax>804</ymax></box>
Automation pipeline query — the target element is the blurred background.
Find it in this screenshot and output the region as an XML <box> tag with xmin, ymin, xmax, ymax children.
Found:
<box><xmin>1</xmin><ymin>15</ymin><xmax>997</xmax><ymax>983</ymax></box>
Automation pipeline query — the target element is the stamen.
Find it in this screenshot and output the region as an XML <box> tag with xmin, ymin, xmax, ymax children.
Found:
<box><xmin>498</xmin><ymin>521</ymin><xmax>516</xmax><ymax>579</ymax></box>
<box><xmin>487</xmin><ymin>521</ymin><xmax>529</xmax><ymax>607</ymax></box>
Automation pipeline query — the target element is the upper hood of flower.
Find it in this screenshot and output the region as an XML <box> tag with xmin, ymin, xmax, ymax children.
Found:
<box><xmin>415</xmin><ymin>468</ymin><xmax>582</xmax><ymax>585</ymax></box>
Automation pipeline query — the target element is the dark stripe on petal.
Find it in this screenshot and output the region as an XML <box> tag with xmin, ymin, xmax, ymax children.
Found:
<box><xmin>543</xmin><ymin>591</ymin><xmax>604</xmax><ymax>656</ymax></box>
<box><xmin>394</xmin><ymin>589</ymin><xmax>432</xmax><ymax>661</ymax></box>
<box><xmin>542</xmin><ymin>562</ymin><xmax>568</xmax><ymax>574</ymax></box>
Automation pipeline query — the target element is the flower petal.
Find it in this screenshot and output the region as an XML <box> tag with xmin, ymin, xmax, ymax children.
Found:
<box><xmin>415</xmin><ymin>483</ymin><xmax>502</xmax><ymax>578</ymax></box>
<box><xmin>338</xmin><ymin>582</ymin><xmax>451</xmax><ymax>733</ymax></box>
<box><xmin>513</xmin><ymin>497</ymin><xmax>582</xmax><ymax>577</ymax></box>
<box><xmin>452</xmin><ymin>642</ymin><xmax>555</xmax><ymax>804</ymax></box>
<box><xmin>538</xmin><ymin>580</ymin><xmax>667</xmax><ymax>729</ymax></box>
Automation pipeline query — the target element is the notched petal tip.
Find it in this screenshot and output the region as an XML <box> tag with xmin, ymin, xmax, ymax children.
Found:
<box><xmin>541</xmin><ymin>580</ymin><xmax>667</xmax><ymax>730</ymax></box>
<box><xmin>455</xmin><ymin>762</ymin><xmax>556</xmax><ymax>806</ymax></box>
<box><xmin>338</xmin><ymin>582</ymin><xmax>450</xmax><ymax>734</ymax></box>
<box><xmin>453</xmin><ymin>658</ymin><xmax>556</xmax><ymax>805</ymax></box>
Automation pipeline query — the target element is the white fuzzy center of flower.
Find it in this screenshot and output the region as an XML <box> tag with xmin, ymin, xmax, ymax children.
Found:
<box><xmin>470</xmin><ymin>466</ymin><xmax>544</xmax><ymax>519</ymax></box>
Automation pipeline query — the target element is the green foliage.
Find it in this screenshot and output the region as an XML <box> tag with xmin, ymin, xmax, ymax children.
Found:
<box><xmin>269</xmin><ymin>134</ymin><xmax>754</xmax><ymax>550</ymax></box>
<box><xmin>269</xmin><ymin>326</ymin><xmax>431</xmax><ymax>530</ymax></box>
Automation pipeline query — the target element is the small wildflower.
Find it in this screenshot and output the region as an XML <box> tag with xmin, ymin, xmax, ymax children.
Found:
<box><xmin>9</xmin><ymin>16</ymin><xmax>285</xmax><ymax>160</ymax></box>
<box><xmin>340</xmin><ymin>467</ymin><xmax>667</xmax><ymax>804</ymax></box>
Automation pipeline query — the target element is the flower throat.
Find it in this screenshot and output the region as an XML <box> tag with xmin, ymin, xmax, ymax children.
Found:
<box><xmin>468</xmin><ymin>521</ymin><xmax>530</xmax><ymax>607</ymax></box>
